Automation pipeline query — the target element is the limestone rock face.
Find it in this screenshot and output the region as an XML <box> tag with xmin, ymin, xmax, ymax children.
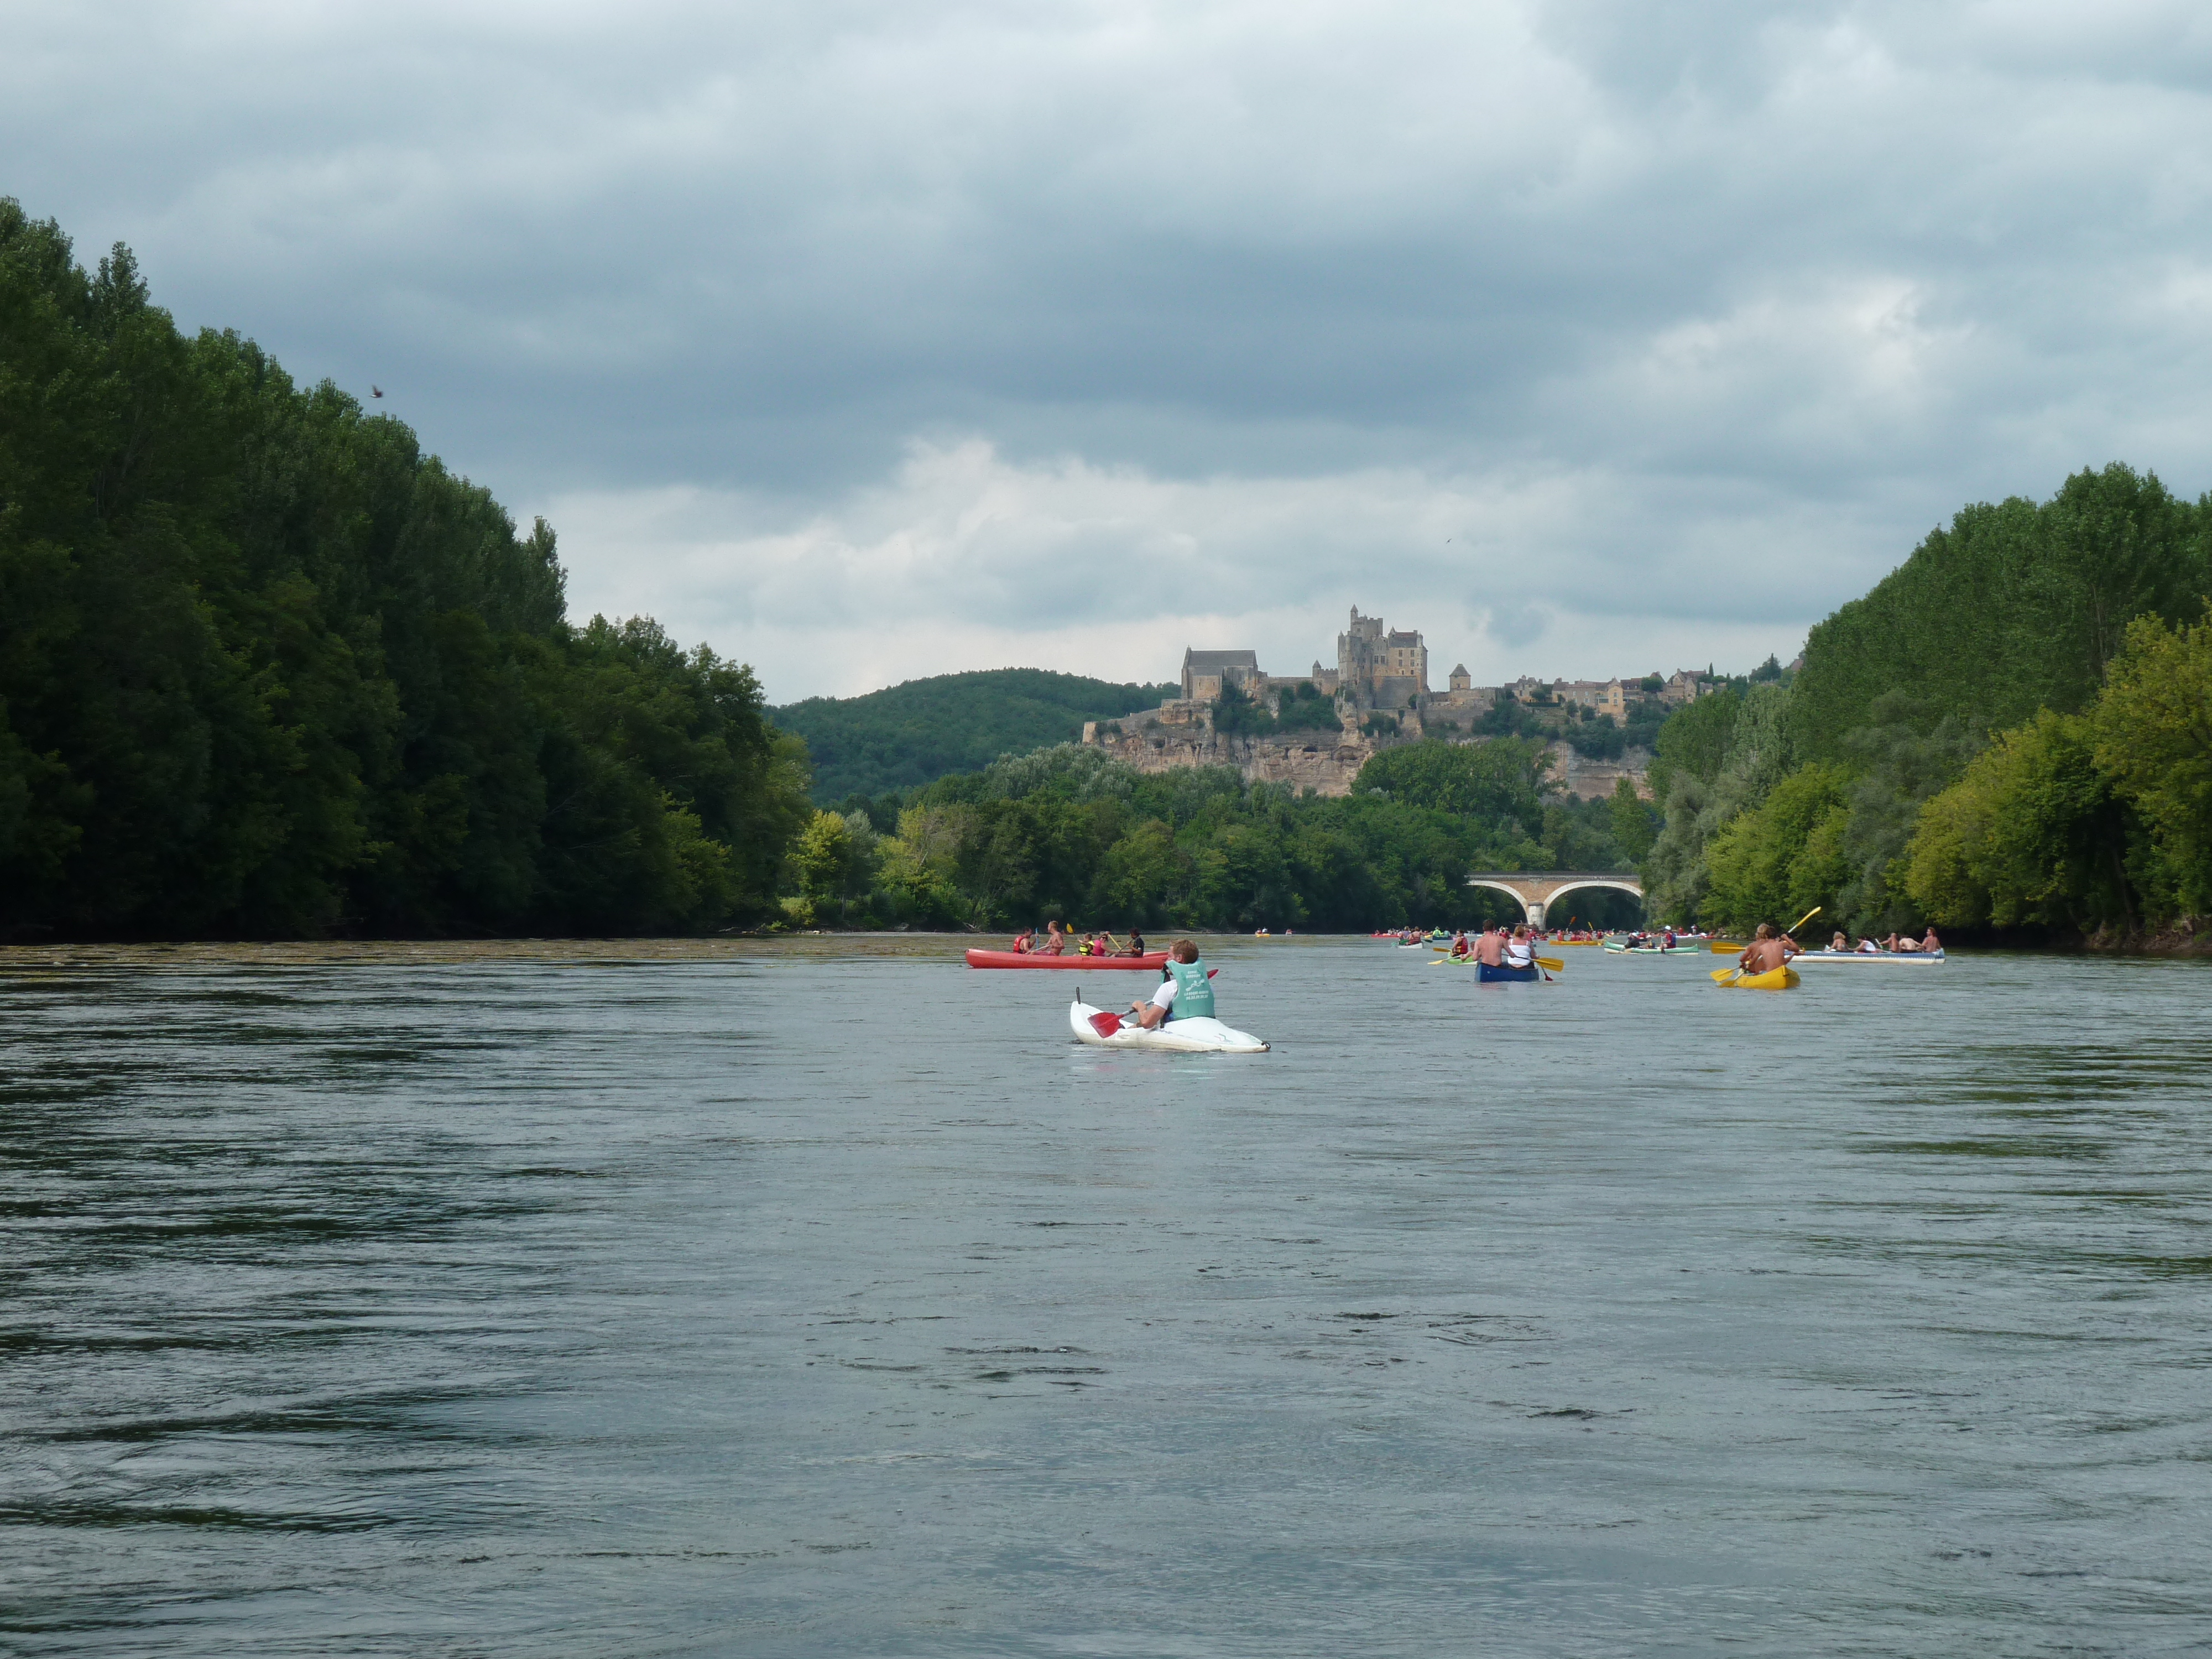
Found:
<box><xmin>1546</xmin><ymin>741</ymin><xmax>1655</xmax><ymax>801</ymax></box>
<box><xmin>1086</xmin><ymin>714</ymin><xmax>1652</xmax><ymax>801</ymax></box>
<box><xmin>1092</xmin><ymin>723</ymin><xmax>1377</xmax><ymax>796</ymax></box>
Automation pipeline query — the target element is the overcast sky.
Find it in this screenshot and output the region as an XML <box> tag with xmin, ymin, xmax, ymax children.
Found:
<box><xmin>11</xmin><ymin>1</ymin><xmax>2212</xmax><ymax>701</ymax></box>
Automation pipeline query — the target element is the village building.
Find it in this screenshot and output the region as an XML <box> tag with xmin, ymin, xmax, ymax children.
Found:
<box><xmin>1180</xmin><ymin>649</ymin><xmax>1261</xmax><ymax>703</ymax></box>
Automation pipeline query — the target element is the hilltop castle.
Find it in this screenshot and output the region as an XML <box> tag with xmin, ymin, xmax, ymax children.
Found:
<box><xmin>1085</xmin><ymin>604</ymin><xmax>1695</xmax><ymax>800</ymax></box>
<box><xmin>1179</xmin><ymin>608</ymin><xmax>1431</xmax><ymax>711</ymax></box>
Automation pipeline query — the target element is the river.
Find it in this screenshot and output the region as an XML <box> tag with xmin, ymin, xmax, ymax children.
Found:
<box><xmin>2</xmin><ymin>937</ymin><xmax>2208</xmax><ymax>1655</ymax></box>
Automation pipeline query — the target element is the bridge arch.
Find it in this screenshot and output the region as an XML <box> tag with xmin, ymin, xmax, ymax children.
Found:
<box><xmin>1465</xmin><ymin>871</ymin><xmax>1644</xmax><ymax>930</ymax></box>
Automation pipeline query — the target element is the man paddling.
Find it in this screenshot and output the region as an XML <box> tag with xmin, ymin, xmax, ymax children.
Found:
<box><xmin>1126</xmin><ymin>938</ymin><xmax>1215</xmax><ymax>1030</ymax></box>
<box><xmin>1473</xmin><ymin>924</ymin><xmax>1506</xmax><ymax>969</ymax></box>
<box><xmin>1738</xmin><ymin>922</ymin><xmax>1801</xmax><ymax>976</ymax></box>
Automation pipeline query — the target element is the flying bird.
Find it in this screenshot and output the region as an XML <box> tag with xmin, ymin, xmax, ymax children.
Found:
<box><xmin>371</xmin><ymin>385</ymin><xmax>383</xmax><ymax>398</ymax></box>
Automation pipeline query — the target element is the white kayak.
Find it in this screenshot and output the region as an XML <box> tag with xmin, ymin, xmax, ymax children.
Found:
<box><xmin>1068</xmin><ymin>999</ymin><xmax>1269</xmax><ymax>1053</ymax></box>
<box><xmin>1793</xmin><ymin>950</ymin><xmax>1946</xmax><ymax>966</ymax></box>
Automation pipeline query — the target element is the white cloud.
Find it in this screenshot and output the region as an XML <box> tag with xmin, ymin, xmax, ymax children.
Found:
<box><xmin>541</xmin><ymin>438</ymin><xmax>1832</xmax><ymax>699</ymax></box>
<box><xmin>12</xmin><ymin>0</ymin><xmax>2212</xmax><ymax>703</ymax></box>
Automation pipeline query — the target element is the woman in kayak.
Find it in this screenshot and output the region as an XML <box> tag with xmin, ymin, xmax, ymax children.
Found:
<box><xmin>1126</xmin><ymin>939</ymin><xmax>1215</xmax><ymax>1030</ymax></box>
<box><xmin>1504</xmin><ymin>926</ymin><xmax>1536</xmax><ymax>971</ymax></box>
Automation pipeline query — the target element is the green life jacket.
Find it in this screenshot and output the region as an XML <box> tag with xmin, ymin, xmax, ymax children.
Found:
<box><xmin>1165</xmin><ymin>957</ymin><xmax>1214</xmax><ymax>1021</ymax></box>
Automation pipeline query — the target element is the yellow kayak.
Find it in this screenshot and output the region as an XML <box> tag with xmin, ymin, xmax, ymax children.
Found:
<box><xmin>1722</xmin><ymin>965</ymin><xmax>1799</xmax><ymax>990</ymax></box>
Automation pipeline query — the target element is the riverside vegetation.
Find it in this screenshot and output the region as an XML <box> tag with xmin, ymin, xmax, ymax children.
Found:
<box><xmin>0</xmin><ymin>204</ymin><xmax>812</xmax><ymax>938</ymax></box>
<box><xmin>1642</xmin><ymin>464</ymin><xmax>2212</xmax><ymax>947</ymax></box>
<box><xmin>6</xmin><ymin>204</ymin><xmax>2206</xmax><ymax>945</ymax></box>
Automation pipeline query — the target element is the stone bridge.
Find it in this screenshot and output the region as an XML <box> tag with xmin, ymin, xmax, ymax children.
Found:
<box><xmin>1465</xmin><ymin>870</ymin><xmax>1644</xmax><ymax>929</ymax></box>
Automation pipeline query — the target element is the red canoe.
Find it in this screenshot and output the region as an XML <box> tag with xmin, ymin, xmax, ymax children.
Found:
<box><xmin>964</xmin><ymin>949</ymin><xmax>1168</xmax><ymax>970</ymax></box>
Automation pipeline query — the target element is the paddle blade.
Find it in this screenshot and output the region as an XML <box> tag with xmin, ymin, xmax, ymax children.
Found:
<box><xmin>1535</xmin><ymin>957</ymin><xmax>1564</xmax><ymax>972</ymax></box>
<box><xmin>1709</xmin><ymin>966</ymin><xmax>1740</xmax><ymax>983</ymax></box>
<box><xmin>1088</xmin><ymin>1010</ymin><xmax>1124</xmax><ymax>1037</ymax></box>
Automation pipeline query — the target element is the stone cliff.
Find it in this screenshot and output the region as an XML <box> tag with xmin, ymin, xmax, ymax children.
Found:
<box><xmin>1084</xmin><ymin>708</ymin><xmax>1651</xmax><ymax>800</ymax></box>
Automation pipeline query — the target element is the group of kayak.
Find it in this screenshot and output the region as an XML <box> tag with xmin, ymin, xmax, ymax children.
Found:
<box><xmin>1430</xmin><ymin>922</ymin><xmax>1557</xmax><ymax>982</ymax></box>
<box><xmin>974</xmin><ymin>901</ymin><xmax>1951</xmax><ymax>1051</ymax></box>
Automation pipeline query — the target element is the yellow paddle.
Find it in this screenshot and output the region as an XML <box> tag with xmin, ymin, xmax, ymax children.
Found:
<box><xmin>1711</xmin><ymin>906</ymin><xmax>1820</xmax><ymax>982</ymax></box>
<box><xmin>1429</xmin><ymin>954</ymin><xmax>1566</xmax><ymax>971</ymax></box>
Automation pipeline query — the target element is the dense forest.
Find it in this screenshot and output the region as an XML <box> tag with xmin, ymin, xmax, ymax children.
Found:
<box><xmin>779</xmin><ymin>739</ymin><xmax>1653</xmax><ymax>934</ymax></box>
<box><xmin>0</xmin><ymin>202</ymin><xmax>812</xmax><ymax>938</ymax></box>
<box><xmin>773</xmin><ymin>669</ymin><xmax>1175</xmax><ymax>802</ymax></box>
<box><xmin>1642</xmin><ymin>464</ymin><xmax>2211</xmax><ymax>943</ymax></box>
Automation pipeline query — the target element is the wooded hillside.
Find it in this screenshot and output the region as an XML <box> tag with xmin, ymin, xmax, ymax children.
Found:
<box><xmin>773</xmin><ymin>669</ymin><xmax>1176</xmax><ymax>803</ymax></box>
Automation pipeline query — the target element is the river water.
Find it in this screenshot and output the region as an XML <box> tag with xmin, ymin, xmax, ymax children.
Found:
<box><xmin>2</xmin><ymin>937</ymin><xmax>2208</xmax><ymax>1656</ymax></box>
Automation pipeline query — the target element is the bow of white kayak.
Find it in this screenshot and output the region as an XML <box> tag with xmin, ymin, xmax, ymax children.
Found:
<box><xmin>1068</xmin><ymin>999</ymin><xmax>1269</xmax><ymax>1053</ymax></box>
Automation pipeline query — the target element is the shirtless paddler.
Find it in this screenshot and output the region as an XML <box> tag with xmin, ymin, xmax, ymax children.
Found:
<box><xmin>1738</xmin><ymin>921</ymin><xmax>1801</xmax><ymax>976</ymax></box>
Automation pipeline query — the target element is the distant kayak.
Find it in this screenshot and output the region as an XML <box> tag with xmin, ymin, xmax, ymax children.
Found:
<box><xmin>1477</xmin><ymin>962</ymin><xmax>1540</xmax><ymax>983</ymax></box>
<box><xmin>1068</xmin><ymin>999</ymin><xmax>1268</xmax><ymax>1053</ymax></box>
<box><xmin>1603</xmin><ymin>942</ymin><xmax>1704</xmax><ymax>954</ymax></box>
<box><xmin>1793</xmin><ymin>950</ymin><xmax>1945</xmax><ymax>966</ymax></box>
<box><xmin>966</xmin><ymin>950</ymin><xmax>1168</xmax><ymax>970</ymax></box>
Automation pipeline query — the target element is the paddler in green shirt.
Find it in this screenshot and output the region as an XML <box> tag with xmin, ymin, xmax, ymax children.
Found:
<box><xmin>1126</xmin><ymin>938</ymin><xmax>1215</xmax><ymax>1030</ymax></box>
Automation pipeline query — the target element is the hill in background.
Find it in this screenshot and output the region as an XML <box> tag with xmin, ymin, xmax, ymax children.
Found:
<box><xmin>773</xmin><ymin>669</ymin><xmax>1177</xmax><ymax>803</ymax></box>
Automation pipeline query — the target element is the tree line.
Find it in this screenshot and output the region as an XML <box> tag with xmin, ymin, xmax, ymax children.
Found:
<box><xmin>1</xmin><ymin>203</ymin><xmax>811</xmax><ymax>938</ymax></box>
<box><xmin>785</xmin><ymin>738</ymin><xmax>1653</xmax><ymax>935</ymax></box>
<box><xmin>1641</xmin><ymin>464</ymin><xmax>2211</xmax><ymax>942</ymax></box>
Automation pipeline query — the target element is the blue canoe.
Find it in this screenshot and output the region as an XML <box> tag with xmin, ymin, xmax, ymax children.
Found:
<box><xmin>1478</xmin><ymin>962</ymin><xmax>1540</xmax><ymax>983</ymax></box>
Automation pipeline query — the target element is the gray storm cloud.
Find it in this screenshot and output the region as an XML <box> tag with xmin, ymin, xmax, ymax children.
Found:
<box><xmin>8</xmin><ymin>0</ymin><xmax>2212</xmax><ymax>697</ymax></box>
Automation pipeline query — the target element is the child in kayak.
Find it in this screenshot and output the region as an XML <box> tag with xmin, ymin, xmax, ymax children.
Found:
<box><xmin>1126</xmin><ymin>939</ymin><xmax>1215</xmax><ymax>1030</ymax></box>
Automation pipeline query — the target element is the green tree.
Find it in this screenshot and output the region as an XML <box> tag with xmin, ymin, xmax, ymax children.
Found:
<box><xmin>1699</xmin><ymin>764</ymin><xmax>1853</xmax><ymax>935</ymax></box>
<box><xmin>2087</xmin><ymin>611</ymin><xmax>2212</xmax><ymax>916</ymax></box>
<box><xmin>1352</xmin><ymin>738</ymin><xmax>1552</xmax><ymax>832</ymax></box>
<box><xmin>1606</xmin><ymin>777</ymin><xmax>1658</xmax><ymax>865</ymax></box>
<box><xmin>1903</xmin><ymin>711</ymin><xmax>2134</xmax><ymax>930</ymax></box>
<box><xmin>1642</xmin><ymin>687</ymin><xmax>1739</xmax><ymax>807</ymax></box>
<box><xmin>1793</xmin><ymin>465</ymin><xmax>2209</xmax><ymax>761</ymax></box>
